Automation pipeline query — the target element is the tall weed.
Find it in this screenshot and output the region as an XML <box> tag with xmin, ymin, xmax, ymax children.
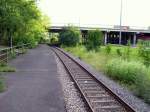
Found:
<box><xmin>105</xmin><ymin>59</ymin><xmax>147</xmax><ymax>84</ymax></box>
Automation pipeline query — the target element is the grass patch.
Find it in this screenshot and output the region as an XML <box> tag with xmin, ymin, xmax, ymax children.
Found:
<box><xmin>0</xmin><ymin>66</ymin><xmax>16</xmax><ymax>72</ymax></box>
<box><xmin>0</xmin><ymin>77</ymin><xmax>6</xmax><ymax>92</ymax></box>
<box><xmin>105</xmin><ymin>59</ymin><xmax>150</xmax><ymax>103</ymax></box>
<box><xmin>0</xmin><ymin>63</ymin><xmax>16</xmax><ymax>72</ymax></box>
<box><xmin>105</xmin><ymin>59</ymin><xmax>148</xmax><ymax>84</ymax></box>
<box><xmin>64</xmin><ymin>45</ymin><xmax>107</xmax><ymax>71</ymax></box>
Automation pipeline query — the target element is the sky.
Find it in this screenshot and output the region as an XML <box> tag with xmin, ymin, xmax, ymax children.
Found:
<box><xmin>38</xmin><ymin>0</ymin><xmax>150</xmax><ymax>28</ymax></box>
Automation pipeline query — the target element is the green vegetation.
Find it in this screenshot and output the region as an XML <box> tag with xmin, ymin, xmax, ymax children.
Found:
<box><xmin>0</xmin><ymin>63</ymin><xmax>15</xmax><ymax>72</ymax></box>
<box><xmin>49</xmin><ymin>33</ymin><xmax>59</xmax><ymax>45</ymax></box>
<box><xmin>0</xmin><ymin>0</ymin><xmax>50</xmax><ymax>47</ymax></box>
<box><xmin>63</xmin><ymin>44</ymin><xmax>150</xmax><ymax>104</ymax></box>
<box><xmin>86</xmin><ymin>29</ymin><xmax>103</xmax><ymax>51</ymax></box>
<box><xmin>50</xmin><ymin>36</ymin><xmax>59</xmax><ymax>45</ymax></box>
<box><xmin>0</xmin><ymin>0</ymin><xmax>49</xmax><ymax>92</ymax></box>
<box><xmin>105</xmin><ymin>44</ymin><xmax>112</xmax><ymax>54</ymax></box>
<box><xmin>0</xmin><ymin>77</ymin><xmax>5</xmax><ymax>92</ymax></box>
<box><xmin>138</xmin><ymin>40</ymin><xmax>150</xmax><ymax>66</ymax></box>
<box><xmin>0</xmin><ymin>63</ymin><xmax>15</xmax><ymax>92</ymax></box>
<box><xmin>59</xmin><ymin>26</ymin><xmax>81</xmax><ymax>46</ymax></box>
<box><xmin>0</xmin><ymin>66</ymin><xmax>16</xmax><ymax>72</ymax></box>
<box><xmin>105</xmin><ymin>59</ymin><xmax>148</xmax><ymax>84</ymax></box>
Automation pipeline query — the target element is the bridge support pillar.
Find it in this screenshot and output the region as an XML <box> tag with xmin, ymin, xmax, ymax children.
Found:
<box><xmin>133</xmin><ymin>33</ymin><xmax>137</xmax><ymax>46</ymax></box>
<box><xmin>104</xmin><ymin>32</ymin><xmax>107</xmax><ymax>45</ymax></box>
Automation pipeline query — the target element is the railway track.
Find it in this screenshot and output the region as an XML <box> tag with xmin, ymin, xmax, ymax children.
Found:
<box><xmin>52</xmin><ymin>47</ymin><xmax>135</xmax><ymax>112</ymax></box>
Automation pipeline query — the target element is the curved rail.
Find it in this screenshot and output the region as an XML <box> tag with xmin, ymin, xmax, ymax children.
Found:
<box><xmin>52</xmin><ymin>47</ymin><xmax>135</xmax><ymax>112</ymax></box>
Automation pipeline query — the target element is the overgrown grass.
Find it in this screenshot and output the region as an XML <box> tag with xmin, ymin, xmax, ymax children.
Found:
<box><xmin>0</xmin><ymin>63</ymin><xmax>16</xmax><ymax>72</ymax></box>
<box><xmin>64</xmin><ymin>45</ymin><xmax>108</xmax><ymax>71</ymax></box>
<box><xmin>0</xmin><ymin>77</ymin><xmax>5</xmax><ymax>92</ymax></box>
<box><xmin>63</xmin><ymin>45</ymin><xmax>150</xmax><ymax>104</ymax></box>
<box><xmin>0</xmin><ymin>63</ymin><xmax>15</xmax><ymax>92</ymax></box>
<box><xmin>105</xmin><ymin>59</ymin><xmax>147</xmax><ymax>84</ymax></box>
<box><xmin>0</xmin><ymin>66</ymin><xmax>16</xmax><ymax>72</ymax></box>
<box><xmin>105</xmin><ymin>59</ymin><xmax>150</xmax><ymax>103</ymax></box>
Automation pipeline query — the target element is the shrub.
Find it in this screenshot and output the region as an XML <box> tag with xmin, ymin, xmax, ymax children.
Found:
<box><xmin>13</xmin><ymin>36</ymin><xmax>37</xmax><ymax>48</ymax></box>
<box><xmin>123</xmin><ymin>40</ymin><xmax>131</xmax><ymax>60</ymax></box>
<box><xmin>86</xmin><ymin>29</ymin><xmax>103</xmax><ymax>51</ymax></box>
<box><xmin>50</xmin><ymin>36</ymin><xmax>59</xmax><ymax>45</ymax></box>
<box><xmin>116</xmin><ymin>48</ymin><xmax>122</xmax><ymax>56</ymax></box>
<box><xmin>137</xmin><ymin>40</ymin><xmax>144</xmax><ymax>56</ymax></box>
<box><xmin>138</xmin><ymin>40</ymin><xmax>150</xmax><ymax>66</ymax></box>
<box><xmin>105</xmin><ymin>44</ymin><xmax>111</xmax><ymax>54</ymax></box>
<box><xmin>142</xmin><ymin>48</ymin><xmax>150</xmax><ymax>66</ymax></box>
<box><xmin>134</xmin><ymin>72</ymin><xmax>150</xmax><ymax>103</ymax></box>
<box><xmin>59</xmin><ymin>26</ymin><xmax>81</xmax><ymax>46</ymax></box>
<box><xmin>105</xmin><ymin>59</ymin><xmax>147</xmax><ymax>84</ymax></box>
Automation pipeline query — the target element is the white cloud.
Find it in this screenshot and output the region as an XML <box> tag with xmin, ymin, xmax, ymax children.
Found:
<box><xmin>38</xmin><ymin>0</ymin><xmax>150</xmax><ymax>27</ymax></box>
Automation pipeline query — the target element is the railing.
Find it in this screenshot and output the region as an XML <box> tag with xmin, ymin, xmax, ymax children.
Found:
<box><xmin>0</xmin><ymin>44</ymin><xmax>30</xmax><ymax>64</ymax></box>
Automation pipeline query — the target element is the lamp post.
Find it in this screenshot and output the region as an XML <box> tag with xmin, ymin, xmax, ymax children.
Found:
<box><xmin>119</xmin><ymin>0</ymin><xmax>123</xmax><ymax>45</ymax></box>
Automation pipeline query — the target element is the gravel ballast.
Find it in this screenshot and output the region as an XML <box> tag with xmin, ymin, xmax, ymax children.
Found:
<box><xmin>55</xmin><ymin>55</ymin><xmax>88</xmax><ymax>112</ymax></box>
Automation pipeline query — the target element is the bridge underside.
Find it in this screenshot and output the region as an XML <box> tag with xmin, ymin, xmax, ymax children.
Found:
<box><xmin>49</xmin><ymin>28</ymin><xmax>150</xmax><ymax>45</ymax></box>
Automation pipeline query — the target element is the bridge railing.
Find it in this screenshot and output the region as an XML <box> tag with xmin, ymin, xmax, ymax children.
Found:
<box><xmin>0</xmin><ymin>43</ymin><xmax>31</xmax><ymax>64</ymax></box>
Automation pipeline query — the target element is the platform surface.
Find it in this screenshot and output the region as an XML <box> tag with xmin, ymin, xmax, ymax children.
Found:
<box><xmin>0</xmin><ymin>45</ymin><xmax>66</xmax><ymax>112</ymax></box>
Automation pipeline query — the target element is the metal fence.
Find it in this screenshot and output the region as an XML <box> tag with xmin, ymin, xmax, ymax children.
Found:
<box><xmin>0</xmin><ymin>44</ymin><xmax>30</xmax><ymax>64</ymax></box>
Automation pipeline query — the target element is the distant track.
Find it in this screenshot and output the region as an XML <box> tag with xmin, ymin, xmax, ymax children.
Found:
<box><xmin>52</xmin><ymin>47</ymin><xmax>135</xmax><ymax>112</ymax></box>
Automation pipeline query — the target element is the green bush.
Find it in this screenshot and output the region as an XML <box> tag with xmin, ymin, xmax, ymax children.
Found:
<box><xmin>105</xmin><ymin>59</ymin><xmax>147</xmax><ymax>84</ymax></box>
<box><xmin>123</xmin><ymin>40</ymin><xmax>131</xmax><ymax>60</ymax></box>
<box><xmin>13</xmin><ymin>36</ymin><xmax>37</xmax><ymax>48</ymax></box>
<box><xmin>105</xmin><ymin>60</ymin><xmax>150</xmax><ymax>102</ymax></box>
<box><xmin>142</xmin><ymin>48</ymin><xmax>150</xmax><ymax>66</ymax></box>
<box><xmin>138</xmin><ymin>40</ymin><xmax>150</xmax><ymax>66</ymax></box>
<box><xmin>116</xmin><ymin>48</ymin><xmax>122</xmax><ymax>56</ymax></box>
<box><xmin>134</xmin><ymin>72</ymin><xmax>150</xmax><ymax>103</ymax></box>
<box><xmin>50</xmin><ymin>36</ymin><xmax>59</xmax><ymax>45</ymax></box>
<box><xmin>86</xmin><ymin>29</ymin><xmax>103</xmax><ymax>51</ymax></box>
<box><xmin>105</xmin><ymin>44</ymin><xmax>111</xmax><ymax>54</ymax></box>
<box><xmin>59</xmin><ymin>26</ymin><xmax>81</xmax><ymax>46</ymax></box>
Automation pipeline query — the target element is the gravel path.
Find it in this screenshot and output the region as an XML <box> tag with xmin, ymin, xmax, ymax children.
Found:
<box><xmin>55</xmin><ymin>54</ymin><xmax>88</xmax><ymax>112</ymax></box>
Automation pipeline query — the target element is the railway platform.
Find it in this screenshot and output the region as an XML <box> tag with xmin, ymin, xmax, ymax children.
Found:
<box><xmin>0</xmin><ymin>45</ymin><xmax>66</xmax><ymax>112</ymax></box>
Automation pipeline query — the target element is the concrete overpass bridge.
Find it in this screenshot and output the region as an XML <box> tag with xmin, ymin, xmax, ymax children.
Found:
<box><xmin>48</xmin><ymin>25</ymin><xmax>150</xmax><ymax>45</ymax></box>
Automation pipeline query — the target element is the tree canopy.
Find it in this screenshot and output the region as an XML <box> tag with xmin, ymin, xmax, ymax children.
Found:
<box><xmin>0</xmin><ymin>0</ymin><xmax>50</xmax><ymax>47</ymax></box>
<box><xmin>59</xmin><ymin>26</ymin><xmax>81</xmax><ymax>46</ymax></box>
<box><xmin>86</xmin><ymin>29</ymin><xmax>103</xmax><ymax>51</ymax></box>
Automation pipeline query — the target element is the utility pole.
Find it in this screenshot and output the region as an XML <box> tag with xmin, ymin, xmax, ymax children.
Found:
<box><xmin>119</xmin><ymin>0</ymin><xmax>123</xmax><ymax>45</ymax></box>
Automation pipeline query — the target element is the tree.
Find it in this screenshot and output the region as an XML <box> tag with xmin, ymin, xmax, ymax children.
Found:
<box><xmin>0</xmin><ymin>0</ymin><xmax>50</xmax><ymax>47</ymax></box>
<box><xmin>86</xmin><ymin>29</ymin><xmax>103</xmax><ymax>51</ymax></box>
<box><xmin>59</xmin><ymin>25</ymin><xmax>81</xmax><ymax>46</ymax></box>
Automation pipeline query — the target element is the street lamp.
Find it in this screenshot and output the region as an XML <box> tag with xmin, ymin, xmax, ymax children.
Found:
<box><xmin>119</xmin><ymin>0</ymin><xmax>123</xmax><ymax>45</ymax></box>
